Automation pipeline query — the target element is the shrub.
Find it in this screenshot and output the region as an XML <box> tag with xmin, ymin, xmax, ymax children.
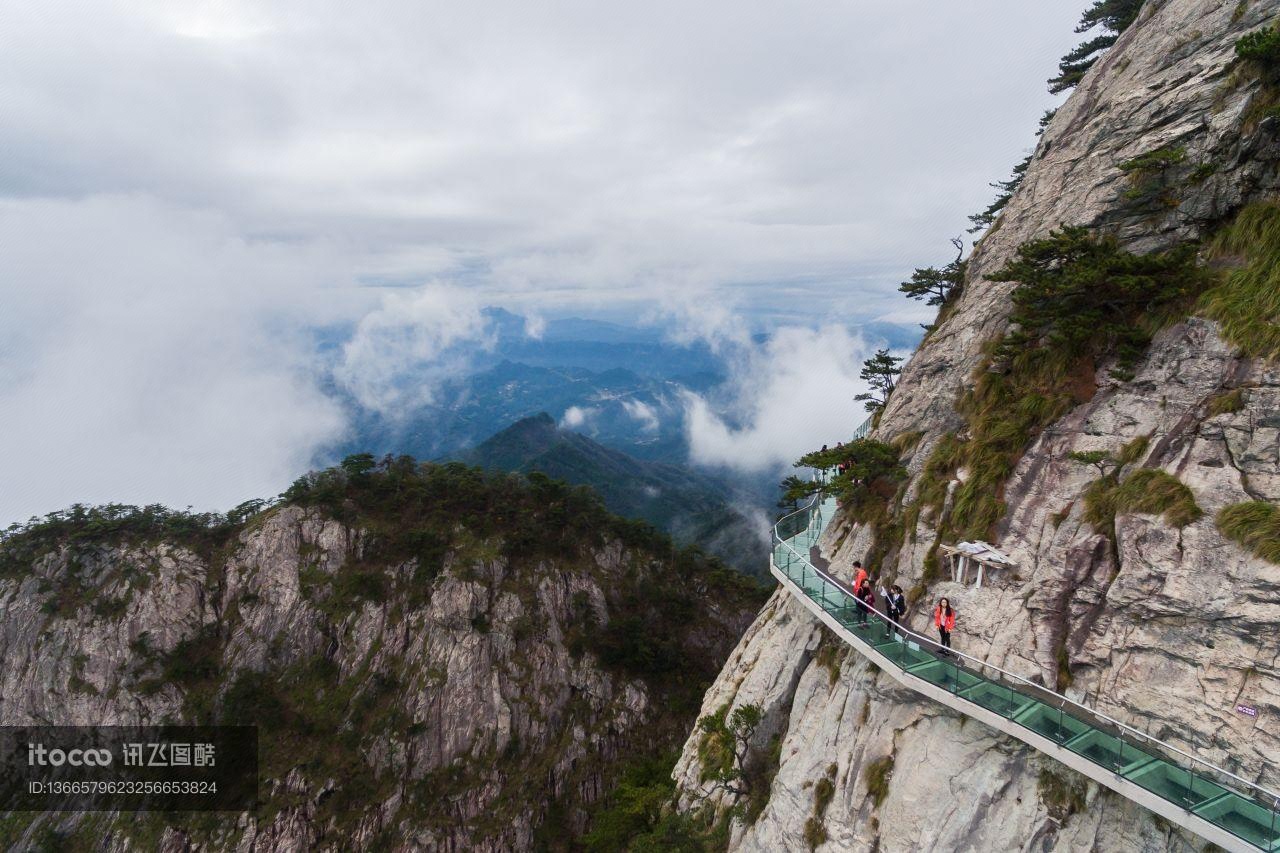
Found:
<box><xmin>991</xmin><ymin>227</ymin><xmax>1207</xmax><ymax>375</ymax></box>
<box><xmin>1202</xmin><ymin>202</ymin><xmax>1280</xmax><ymax>360</ymax></box>
<box><xmin>1217</xmin><ymin>502</ymin><xmax>1280</xmax><ymax>563</ymax></box>
<box><xmin>1208</xmin><ymin>389</ymin><xmax>1246</xmax><ymax>416</ymax></box>
<box><xmin>796</xmin><ymin>440</ymin><xmax>905</xmax><ymax>516</ymax></box>
<box><xmin>582</xmin><ymin>751</ymin><xmax>680</xmax><ymax>852</ymax></box>
<box><xmin>864</xmin><ymin>755</ymin><xmax>894</xmax><ymax>808</ymax></box>
<box><xmin>1084</xmin><ymin>469</ymin><xmax>1202</xmax><ymax>532</ymax></box>
<box><xmin>1236</xmin><ymin>25</ymin><xmax>1280</xmax><ymax>69</ymax></box>
<box><xmin>1118</xmin><ymin>145</ymin><xmax>1187</xmax><ymax>205</ymax></box>
<box><xmin>1038</xmin><ymin>766</ymin><xmax>1088</xmax><ymax>819</ymax></box>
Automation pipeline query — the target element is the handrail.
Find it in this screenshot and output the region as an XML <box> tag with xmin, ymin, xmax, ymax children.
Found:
<box><xmin>772</xmin><ymin>493</ymin><xmax>1280</xmax><ymax>810</ymax></box>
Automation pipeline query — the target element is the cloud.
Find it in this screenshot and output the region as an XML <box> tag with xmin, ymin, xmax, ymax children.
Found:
<box><xmin>683</xmin><ymin>326</ymin><xmax>882</xmax><ymax>474</ymax></box>
<box><xmin>0</xmin><ymin>0</ymin><xmax>1086</xmax><ymax>521</ymax></box>
<box><xmin>2</xmin><ymin>0</ymin><xmax>1080</xmax><ymax>319</ymax></box>
<box><xmin>0</xmin><ymin>196</ymin><xmax>348</xmax><ymax>524</ymax></box>
<box><xmin>333</xmin><ymin>286</ymin><xmax>490</xmax><ymax>414</ymax></box>
<box><xmin>561</xmin><ymin>406</ymin><xmax>596</xmax><ymax>429</ymax></box>
<box><xmin>620</xmin><ymin>399</ymin><xmax>660</xmax><ymax>433</ymax></box>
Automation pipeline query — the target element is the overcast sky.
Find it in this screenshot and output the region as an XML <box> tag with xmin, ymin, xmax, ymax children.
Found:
<box><xmin>0</xmin><ymin>0</ymin><xmax>1083</xmax><ymax>523</ymax></box>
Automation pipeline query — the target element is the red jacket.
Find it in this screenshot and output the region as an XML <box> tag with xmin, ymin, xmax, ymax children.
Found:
<box><xmin>934</xmin><ymin>605</ymin><xmax>956</xmax><ymax>631</ymax></box>
<box><xmin>853</xmin><ymin>567</ymin><xmax>868</xmax><ymax>591</ymax></box>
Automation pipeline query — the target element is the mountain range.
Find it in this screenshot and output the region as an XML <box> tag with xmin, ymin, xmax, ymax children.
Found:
<box><xmin>457</xmin><ymin>413</ymin><xmax>768</xmax><ymax>575</ymax></box>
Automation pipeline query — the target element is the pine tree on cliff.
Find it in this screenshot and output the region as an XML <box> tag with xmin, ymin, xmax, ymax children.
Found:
<box><xmin>1048</xmin><ymin>0</ymin><xmax>1145</xmax><ymax>94</ymax></box>
<box><xmin>855</xmin><ymin>349</ymin><xmax>903</xmax><ymax>413</ymax></box>
<box><xmin>899</xmin><ymin>236</ymin><xmax>967</xmax><ymax>305</ymax></box>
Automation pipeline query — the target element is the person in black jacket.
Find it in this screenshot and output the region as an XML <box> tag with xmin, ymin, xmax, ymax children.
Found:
<box><xmin>883</xmin><ymin>584</ymin><xmax>907</xmax><ymax>638</ymax></box>
<box><xmin>854</xmin><ymin>578</ymin><xmax>875</xmax><ymax>627</ymax></box>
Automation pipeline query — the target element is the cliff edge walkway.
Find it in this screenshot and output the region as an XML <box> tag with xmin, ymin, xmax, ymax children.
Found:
<box><xmin>772</xmin><ymin>495</ymin><xmax>1280</xmax><ymax>853</ymax></box>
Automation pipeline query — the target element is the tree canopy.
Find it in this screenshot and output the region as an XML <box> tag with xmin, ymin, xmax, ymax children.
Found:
<box><xmin>1048</xmin><ymin>0</ymin><xmax>1144</xmax><ymax>94</ymax></box>
<box><xmin>899</xmin><ymin>237</ymin><xmax>967</xmax><ymax>306</ymax></box>
<box><xmin>855</xmin><ymin>349</ymin><xmax>904</xmax><ymax>413</ymax></box>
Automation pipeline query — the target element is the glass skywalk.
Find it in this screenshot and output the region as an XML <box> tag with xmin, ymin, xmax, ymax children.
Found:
<box><xmin>772</xmin><ymin>495</ymin><xmax>1280</xmax><ymax>853</ymax></box>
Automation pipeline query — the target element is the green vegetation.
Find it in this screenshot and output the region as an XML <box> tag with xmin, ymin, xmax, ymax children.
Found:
<box><xmin>802</xmin><ymin>765</ymin><xmax>838</xmax><ymax>850</ymax></box>
<box><xmin>695</xmin><ymin>703</ymin><xmax>761</xmax><ymax>790</ymax></box>
<box><xmin>1083</xmin><ymin>468</ymin><xmax>1202</xmax><ymax>532</ymax></box>
<box><xmin>1233</xmin><ymin>23</ymin><xmax>1280</xmax><ymax>128</ymax></box>
<box><xmin>1038</xmin><ymin>766</ymin><xmax>1089</xmax><ymax>820</ymax></box>
<box><xmin>863</xmin><ymin>754</ymin><xmax>894</xmax><ymax>808</ymax></box>
<box><xmin>899</xmin><ymin>237</ymin><xmax>967</xmax><ymax>307</ymax></box>
<box><xmin>1048</xmin><ymin>0</ymin><xmax>1145</xmax><ymax>94</ymax></box>
<box><xmin>1217</xmin><ymin>502</ymin><xmax>1280</xmax><ymax>563</ymax></box>
<box><xmin>855</xmin><ymin>349</ymin><xmax>904</xmax><ymax>414</ymax></box>
<box><xmin>0</xmin><ymin>503</ymin><xmax>237</xmax><ymax>579</ymax></box>
<box><xmin>796</xmin><ymin>440</ymin><xmax>905</xmax><ymax>517</ymax></box>
<box><xmin>1236</xmin><ymin>24</ymin><xmax>1280</xmax><ymax>70</ymax></box>
<box><xmin>969</xmin><ymin>156</ymin><xmax>1030</xmax><ymax>234</ymax></box>
<box><xmin>1067</xmin><ymin>449</ymin><xmax>1117</xmax><ymax>477</ymax></box>
<box><xmin>1207</xmin><ymin>389</ymin><xmax>1246</xmax><ymax>416</ymax></box>
<box><xmin>691</xmin><ymin>702</ymin><xmax>784</xmax><ymax>826</ymax></box>
<box><xmin>815</xmin><ymin>632</ymin><xmax>847</xmax><ymax>685</ymax></box>
<box><xmin>899</xmin><ymin>229</ymin><xmax>1205</xmax><ymax>573</ymax></box>
<box><xmin>582</xmin><ymin>751</ymin><xmax>683</xmax><ymax>851</ymax></box>
<box><xmin>1118</xmin><ymin>144</ymin><xmax>1187</xmax><ymax>206</ymax></box>
<box><xmin>990</xmin><ymin>226</ymin><xmax>1207</xmax><ymax>379</ymax></box>
<box><xmin>952</xmin><ymin>222</ymin><xmax>1198</xmax><ymax>535</ymax></box>
<box><xmin>1202</xmin><ymin>202</ymin><xmax>1280</xmax><ymax>360</ymax></box>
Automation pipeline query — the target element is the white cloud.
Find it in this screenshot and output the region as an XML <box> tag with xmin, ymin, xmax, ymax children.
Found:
<box><xmin>0</xmin><ymin>196</ymin><xmax>348</xmax><ymax>523</ymax></box>
<box><xmin>561</xmin><ymin>406</ymin><xmax>596</xmax><ymax>429</ymax></box>
<box><xmin>0</xmin><ymin>0</ymin><xmax>1086</xmax><ymax>521</ymax></box>
<box><xmin>333</xmin><ymin>286</ymin><xmax>490</xmax><ymax>414</ymax></box>
<box><xmin>621</xmin><ymin>399</ymin><xmax>660</xmax><ymax>433</ymax></box>
<box><xmin>523</xmin><ymin>313</ymin><xmax>547</xmax><ymax>340</ymax></box>
<box><xmin>683</xmin><ymin>326</ymin><xmax>880</xmax><ymax>474</ymax></box>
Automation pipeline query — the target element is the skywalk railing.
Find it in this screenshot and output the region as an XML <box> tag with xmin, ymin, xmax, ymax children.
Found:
<box><xmin>771</xmin><ymin>493</ymin><xmax>1280</xmax><ymax>853</ymax></box>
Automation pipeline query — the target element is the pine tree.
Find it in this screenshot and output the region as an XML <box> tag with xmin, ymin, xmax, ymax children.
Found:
<box><xmin>854</xmin><ymin>349</ymin><xmax>904</xmax><ymax>413</ymax></box>
<box><xmin>968</xmin><ymin>156</ymin><xmax>1031</xmax><ymax>233</ymax></box>
<box><xmin>899</xmin><ymin>237</ymin><xmax>967</xmax><ymax>306</ymax></box>
<box><xmin>1048</xmin><ymin>0</ymin><xmax>1144</xmax><ymax>94</ymax></box>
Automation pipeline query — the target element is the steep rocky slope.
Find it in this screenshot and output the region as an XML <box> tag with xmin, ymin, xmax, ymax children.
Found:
<box><xmin>0</xmin><ymin>461</ymin><xmax>763</xmax><ymax>851</ymax></box>
<box><xmin>672</xmin><ymin>1</ymin><xmax>1280</xmax><ymax>850</ymax></box>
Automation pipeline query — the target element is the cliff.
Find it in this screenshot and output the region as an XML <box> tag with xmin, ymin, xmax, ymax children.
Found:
<box><xmin>0</xmin><ymin>462</ymin><xmax>763</xmax><ymax>850</ymax></box>
<box><xmin>672</xmin><ymin>1</ymin><xmax>1280</xmax><ymax>850</ymax></box>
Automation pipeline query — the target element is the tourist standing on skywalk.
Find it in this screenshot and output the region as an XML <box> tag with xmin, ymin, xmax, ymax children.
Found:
<box><xmin>854</xmin><ymin>577</ymin><xmax>876</xmax><ymax>626</ymax></box>
<box><xmin>883</xmin><ymin>585</ymin><xmax>906</xmax><ymax>637</ymax></box>
<box><xmin>934</xmin><ymin>598</ymin><xmax>956</xmax><ymax>654</ymax></box>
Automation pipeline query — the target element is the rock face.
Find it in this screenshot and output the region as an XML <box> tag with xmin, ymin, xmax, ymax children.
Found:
<box><xmin>0</xmin><ymin>473</ymin><xmax>760</xmax><ymax>851</ymax></box>
<box><xmin>673</xmin><ymin>1</ymin><xmax>1280</xmax><ymax>850</ymax></box>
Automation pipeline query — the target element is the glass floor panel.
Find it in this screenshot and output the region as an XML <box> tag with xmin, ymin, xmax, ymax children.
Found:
<box><xmin>906</xmin><ymin>659</ymin><xmax>984</xmax><ymax>693</ymax></box>
<box><xmin>1013</xmin><ymin>701</ymin><xmax>1091</xmax><ymax>744</ymax></box>
<box><xmin>1063</xmin><ymin>728</ymin><xmax>1148</xmax><ymax>773</ymax></box>
<box><xmin>1124</xmin><ymin>758</ymin><xmax>1226</xmax><ymax>810</ymax></box>
<box><xmin>1192</xmin><ymin>793</ymin><xmax>1280</xmax><ymax>850</ymax></box>
<box><xmin>960</xmin><ymin>680</ymin><xmax>1036</xmax><ymax>720</ymax></box>
<box><xmin>871</xmin><ymin>638</ymin><xmax>934</xmax><ymax>669</ymax></box>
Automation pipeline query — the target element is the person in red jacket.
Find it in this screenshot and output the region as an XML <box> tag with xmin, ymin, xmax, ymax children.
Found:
<box><xmin>934</xmin><ymin>597</ymin><xmax>956</xmax><ymax>654</ymax></box>
<box><xmin>852</xmin><ymin>561</ymin><xmax>867</xmax><ymax>593</ymax></box>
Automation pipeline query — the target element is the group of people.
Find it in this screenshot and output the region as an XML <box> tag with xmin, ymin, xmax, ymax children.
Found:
<box><xmin>847</xmin><ymin>560</ymin><xmax>957</xmax><ymax>656</ymax></box>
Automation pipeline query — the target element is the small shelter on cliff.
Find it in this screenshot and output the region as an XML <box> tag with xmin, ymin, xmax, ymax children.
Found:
<box><xmin>938</xmin><ymin>541</ymin><xmax>1016</xmax><ymax>589</ymax></box>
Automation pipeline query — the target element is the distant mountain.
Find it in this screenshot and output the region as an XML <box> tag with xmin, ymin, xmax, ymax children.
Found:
<box><xmin>337</xmin><ymin>360</ymin><xmax>695</xmax><ymax>465</ymax></box>
<box><xmin>458</xmin><ymin>413</ymin><xmax>769</xmax><ymax>576</ymax></box>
